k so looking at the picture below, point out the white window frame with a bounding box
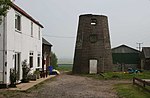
[29,51,34,68]
[31,22,33,37]
[37,53,41,67]
[15,13,22,32]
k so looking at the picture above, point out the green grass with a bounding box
[82,71,150,80]
[57,64,73,72]
[115,83,150,98]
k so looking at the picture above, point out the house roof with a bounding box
[112,44,140,53]
[142,47,150,58]
[10,3,44,28]
[42,38,52,46]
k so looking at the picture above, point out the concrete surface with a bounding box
[8,75,56,91]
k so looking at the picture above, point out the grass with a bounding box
[82,71,150,80]
[115,83,150,98]
[57,64,73,72]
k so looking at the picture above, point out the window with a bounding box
[37,54,40,67]
[15,14,21,31]
[38,27,40,40]
[29,52,33,68]
[91,18,97,26]
[31,22,33,37]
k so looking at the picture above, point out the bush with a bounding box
[21,60,30,83]
[51,52,58,69]
[9,68,16,87]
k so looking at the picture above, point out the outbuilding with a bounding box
[141,47,150,70]
[112,45,140,71]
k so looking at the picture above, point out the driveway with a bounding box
[0,73,130,98]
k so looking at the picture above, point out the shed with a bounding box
[141,47,150,70]
[112,45,140,71]
[42,38,52,77]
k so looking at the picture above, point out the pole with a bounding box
[136,42,143,51]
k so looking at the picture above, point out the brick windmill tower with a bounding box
[73,14,113,74]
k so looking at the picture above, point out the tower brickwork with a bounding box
[73,14,113,74]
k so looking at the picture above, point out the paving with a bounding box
[8,75,56,91]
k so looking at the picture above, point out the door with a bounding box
[14,53,21,82]
[89,60,97,74]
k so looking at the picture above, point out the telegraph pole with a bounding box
[136,42,143,51]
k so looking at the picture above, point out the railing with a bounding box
[133,77,150,93]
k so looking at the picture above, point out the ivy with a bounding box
[0,0,11,16]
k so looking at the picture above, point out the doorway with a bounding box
[89,60,97,74]
[14,52,21,82]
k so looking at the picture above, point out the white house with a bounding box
[0,3,43,86]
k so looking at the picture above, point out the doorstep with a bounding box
[8,75,56,91]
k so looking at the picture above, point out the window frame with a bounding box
[29,51,34,68]
[37,53,41,67]
[91,18,97,26]
[15,13,22,32]
[31,22,33,37]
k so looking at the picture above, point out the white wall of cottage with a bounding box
[0,7,42,84]
[0,16,4,83]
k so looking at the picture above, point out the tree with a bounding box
[0,0,11,16]
[50,52,58,69]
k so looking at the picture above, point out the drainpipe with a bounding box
[3,16,6,84]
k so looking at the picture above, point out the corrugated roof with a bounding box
[142,47,150,58]
[10,3,44,28]
[42,38,52,46]
[112,44,140,53]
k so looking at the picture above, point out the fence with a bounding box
[133,77,150,93]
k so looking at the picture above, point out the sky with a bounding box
[14,0,150,59]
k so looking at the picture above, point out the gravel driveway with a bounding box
[0,73,130,98]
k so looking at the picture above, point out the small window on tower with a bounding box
[91,18,97,26]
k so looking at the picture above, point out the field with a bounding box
[57,64,73,72]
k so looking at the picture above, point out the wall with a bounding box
[73,14,113,74]
[4,7,42,84]
[0,16,4,83]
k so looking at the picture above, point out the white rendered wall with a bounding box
[5,8,42,84]
[0,16,4,83]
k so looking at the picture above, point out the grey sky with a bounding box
[15,0,150,59]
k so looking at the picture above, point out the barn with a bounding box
[112,45,140,71]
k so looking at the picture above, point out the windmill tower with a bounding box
[73,14,113,74]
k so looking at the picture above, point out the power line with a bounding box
[43,34,75,39]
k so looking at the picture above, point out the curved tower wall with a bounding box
[73,14,113,74]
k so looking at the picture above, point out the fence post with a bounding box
[133,77,135,85]
[143,80,145,87]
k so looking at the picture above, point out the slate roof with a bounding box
[42,38,52,46]
[142,47,150,58]
[11,3,44,28]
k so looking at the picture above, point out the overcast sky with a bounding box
[14,0,150,59]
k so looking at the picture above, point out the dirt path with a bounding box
[0,73,130,98]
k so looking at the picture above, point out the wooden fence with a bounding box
[133,77,150,93]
